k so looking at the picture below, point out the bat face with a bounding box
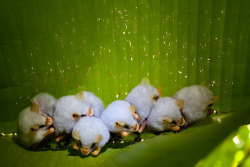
[53,94,92,135]
[147,97,185,132]
[17,104,54,148]
[101,100,139,134]
[31,93,57,118]
[72,117,110,156]
[114,120,139,133]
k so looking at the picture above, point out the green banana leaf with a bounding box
[0,0,250,166]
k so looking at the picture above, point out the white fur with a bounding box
[53,95,91,135]
[101,100,138,133]
[125,84,159,124]
[32,93,57,117]
[147,97,183,132]
[73,117,110,149]
[17,107,48,147]
[82,91,104,118]
[173,85,214,125]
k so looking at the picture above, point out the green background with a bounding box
[0,0,250,166]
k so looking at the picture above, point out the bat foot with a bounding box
[72,141,79,150]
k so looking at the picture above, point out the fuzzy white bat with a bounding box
[125,77,161,133]
[147,97,185,132]
[72,116,110,156]
[53,92,93,142]
[173,85,218,125]
[17,103,54,148]
[31,93,57,118]
[81,91,104,118]
[101,100,139,137]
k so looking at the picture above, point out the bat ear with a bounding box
[207,95,219,106]
[88,107,94,116]
[132,123,139,132]
[72,130,80,140]
[128,105,136,114]
[115,121,125,127]
[200,81,210,88]
[177,117,185,126]
[95,134,103,143]
[162,117,172,123]
[213,95,219,102]
[30,99,35,104]
[75,92,84,101]
[30,103,39,113]
[157,86,162,97]
[141,77,150,85]
[72,113,81,120]
[176,99,184,110]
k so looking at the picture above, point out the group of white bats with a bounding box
[17,77,218,156]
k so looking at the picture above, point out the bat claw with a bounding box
[43,127,55,137]
[72,141,79,150]
[138,120,147,133]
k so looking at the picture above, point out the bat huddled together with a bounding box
[17,78,218,156]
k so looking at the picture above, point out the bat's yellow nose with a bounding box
[81,148,90,155]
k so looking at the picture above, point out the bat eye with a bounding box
[171,121,177,125]
[30,128,37,132]
[152,95,159,101]
[72,113,81,120]
[39,125,46,128]
[91,143,95,149]
[124,125,129,129]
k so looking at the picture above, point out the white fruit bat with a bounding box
[147,97,185,132]
[53,92,93,142]
[72,116,110,156]
[173,85,218,125]
[17,103,54,148]
[101,100,139,137]
[125,77,161,133]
